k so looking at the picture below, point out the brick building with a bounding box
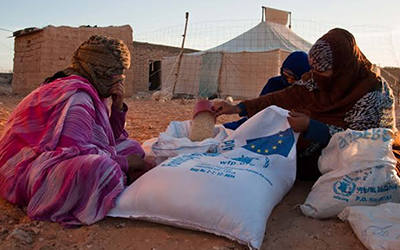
[131,42,197,94]
[12,25,197,96]
[381,67,400,128]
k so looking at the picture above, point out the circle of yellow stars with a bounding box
[250,134,284,154]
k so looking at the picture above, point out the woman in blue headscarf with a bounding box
[223,51,310,130]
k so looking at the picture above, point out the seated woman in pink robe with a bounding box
[0,35,154,227]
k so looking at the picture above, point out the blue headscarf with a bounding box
[280,51,311,81]
[260,51,310,96]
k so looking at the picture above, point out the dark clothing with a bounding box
[303,119,331,144]
[259,76,291,96]
[223,117,248,130]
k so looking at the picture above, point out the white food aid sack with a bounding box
[339,203,400,250]
[301,128,400,219]
[109,106,299,249]
[142,121,229,163]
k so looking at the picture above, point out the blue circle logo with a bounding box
[333,180,356,196]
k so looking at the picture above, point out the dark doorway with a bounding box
[149,60,161,91]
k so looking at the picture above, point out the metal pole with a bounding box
[172,12,189,95]
[261,6,266,22]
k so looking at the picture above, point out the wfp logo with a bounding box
[333,180,356,196]
[220,140,235,151]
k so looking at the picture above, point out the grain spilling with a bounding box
[189,112,216,141]
[189,100,216,141]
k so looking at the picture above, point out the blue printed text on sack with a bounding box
[356,183,398,194]
[338,129,392,150]
[162,153,217,167]
[355,195,393,203]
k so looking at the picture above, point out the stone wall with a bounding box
[131,42,197,94]
[13,25,135,95]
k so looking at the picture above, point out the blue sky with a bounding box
[1,0,400,71]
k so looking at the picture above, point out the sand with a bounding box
[0,94,366,250]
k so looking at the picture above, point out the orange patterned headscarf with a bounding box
[65,35,131,98]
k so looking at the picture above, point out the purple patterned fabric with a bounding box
[0,75,144,227]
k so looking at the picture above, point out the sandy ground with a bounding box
[0,93,366,250]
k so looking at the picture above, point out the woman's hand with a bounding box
[144,157,157,169]
[126,154,157,184]
[287,111,310,133]
[126,154,145,171]
[213,101,241,117]
[110,76,125,110]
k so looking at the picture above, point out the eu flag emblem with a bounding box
[242,128,295,157]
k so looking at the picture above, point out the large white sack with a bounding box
[301,128,400,219]
[108,106,299,249]
[339,203,400,250]
[142,120,229,163]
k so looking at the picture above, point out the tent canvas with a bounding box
[162,9,312,99]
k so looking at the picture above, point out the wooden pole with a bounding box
[172,12,189,95]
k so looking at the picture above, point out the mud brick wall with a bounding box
[12,25,135,96]
[131,42,197,94]
[0,73,12,85]
[380,68,400,129]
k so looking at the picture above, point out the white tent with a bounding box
[162,8,312,98]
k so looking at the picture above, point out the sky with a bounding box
[1,0,400,71]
